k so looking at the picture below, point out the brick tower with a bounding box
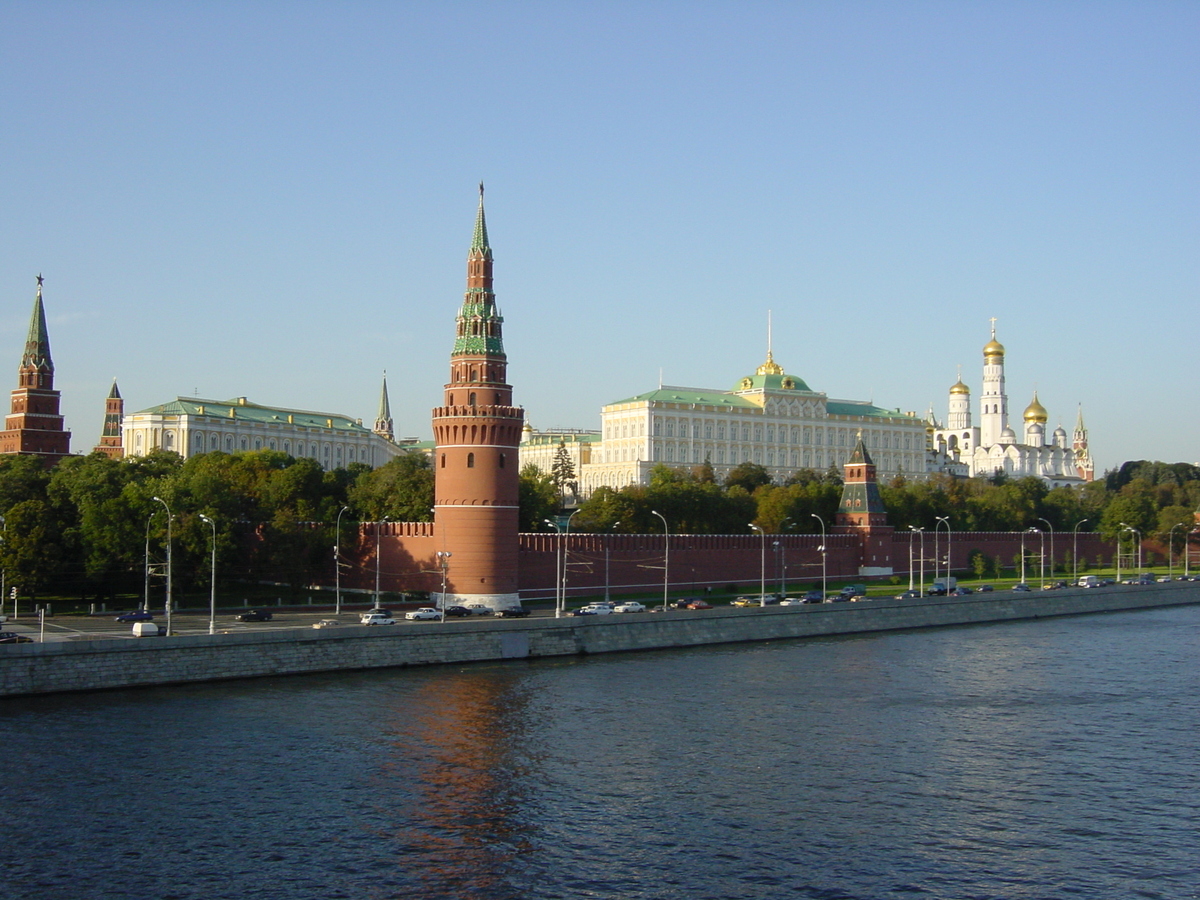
[93,379,124,458]
[431,185,525,610]
[0,276,72,463]
[833,432,893,572]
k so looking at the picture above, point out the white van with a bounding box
[1078,575,1100,589]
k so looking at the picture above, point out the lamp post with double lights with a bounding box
[374,517,391,608]
[812,513,827,602]
[749,524,766,606]
[935,516,950,592]
[198,514,217,635]
[436,551,452,621]
[909,526,925,596]
[1037,518,1055,584]
[335,505,350,615]
[151,496,173,634]
[651,510,670,612]
[1072,518,1088,584]
[1031,526,1045,589]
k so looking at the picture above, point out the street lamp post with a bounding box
[1020,528,1031,585]
[604,521,621,603]
[935,516,950,591]
[151,496,173,634]
[812,513,827,602]
[436,551,452,621]
[335,506,350,615]
[651,510,670,612]
[374,517,391,607]
[1169,523,1184,580]
[198,514,217,635]
[563,509,581,613]
[749,523,766,606]
[0,514,6,620]
[1035,528,1045,589]
[1037,518,1055,584]
[1072,518,1088,584]
[910,526,925,596]
[544,519,563,616]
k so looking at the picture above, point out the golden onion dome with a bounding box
[949,378,970,396]
[1023,392,1048,423]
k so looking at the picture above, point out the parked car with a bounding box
[613,601,646,613]
[685,599,712,610]
[0,631,33,643]
[405,608,441,621]
[115,610,154,623]
[237,609,273,622]
[1012,583,1032,592]
[494,606,530,618]
[442,606,472,617]
[312,619,340,629]
[361,612,397,625]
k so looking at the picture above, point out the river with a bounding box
[1,605,1197,899]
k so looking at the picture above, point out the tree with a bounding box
[519,464,559,531]
[349,452,434,522]
[550,441,578,505]
[725,462,771,493]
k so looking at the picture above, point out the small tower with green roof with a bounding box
[834,432,894,573]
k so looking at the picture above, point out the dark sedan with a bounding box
[115,610,154,623]
[0,631,33,644]
[237,609,273,622]
[494,607,530,617]
[442,606,473,618]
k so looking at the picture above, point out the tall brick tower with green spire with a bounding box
[430,185,525,610]
[0,276,72,463]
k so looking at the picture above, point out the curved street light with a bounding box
[812,513,827,603]
[651,510,669,612]
[198,514,217,635]
[749,523,766,606]
[1072,518,1088,584]
[935,516,950,592]
[335,506,351,615]
[151,496,173,634]
[1037,517,1055,585]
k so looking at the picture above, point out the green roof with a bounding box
[826,400,920,420]
[606,388,760,409]
[522,431,602,446]
[130,397,371,432]
[731,372,813,392]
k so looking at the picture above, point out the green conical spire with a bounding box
[23,274,53,372]
[471,182,491,258]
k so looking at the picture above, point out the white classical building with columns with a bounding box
[930,324,1093,486]
[522,352,929,497]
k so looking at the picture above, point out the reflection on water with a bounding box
[1,606,1198,899]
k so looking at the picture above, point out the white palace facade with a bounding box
[523,352,929,496]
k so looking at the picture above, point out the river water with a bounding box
[2,605,1198,900]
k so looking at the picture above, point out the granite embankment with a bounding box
[3,582,1197,697]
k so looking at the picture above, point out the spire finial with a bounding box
[989,316,997,338]
[767,310,773,356]
[471,184,490,253]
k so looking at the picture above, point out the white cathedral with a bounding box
[930,322,1093,487]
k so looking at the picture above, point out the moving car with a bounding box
[114,610,154,623]
[312,619,340,629]
[405,608,441,621]
[465,604,493,615]
[894,590,921,600]
[237,609,273,622]
[574,604,611,616]
[442,606,472,617]
[803,590,825,603]
[731,597,759,607]
[778,598,806,606]
[0,631,33,644]
[612,601,646,613]
[685,599,712,610]
[494,606,530,618]
[361,612,397,625]
[1011,583,1032,592]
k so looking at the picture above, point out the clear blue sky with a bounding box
[2,1,1196,474]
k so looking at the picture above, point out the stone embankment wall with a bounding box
[2,582,1196,697]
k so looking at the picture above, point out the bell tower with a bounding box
[430,185,525,610]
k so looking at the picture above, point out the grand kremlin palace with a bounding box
[522,351,929,497]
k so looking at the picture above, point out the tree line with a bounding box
[1,449,1195,601]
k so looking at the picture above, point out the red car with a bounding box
[686,599,712,610]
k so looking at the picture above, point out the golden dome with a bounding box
[949,378,970,395]
[756,350,784,376]
[1023,392,1048,423]
[983,338,1005,359]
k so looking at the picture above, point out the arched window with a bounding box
[467,452,475,468]
[469,392,476,406]
[499,453,506,468]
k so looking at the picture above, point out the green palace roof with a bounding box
[731,372,814,393]
[605,388,760,409]
[826,400,920,420]
[131,397,371,432]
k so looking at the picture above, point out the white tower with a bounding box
[947,369,971,431]
[979,320,1008,448]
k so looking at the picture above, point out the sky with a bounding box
[1,1,1196,474]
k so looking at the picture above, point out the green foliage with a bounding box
[550,441,578,504]
[724,462,771,493]
[348,452,434,522]
[519,463,559,532]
